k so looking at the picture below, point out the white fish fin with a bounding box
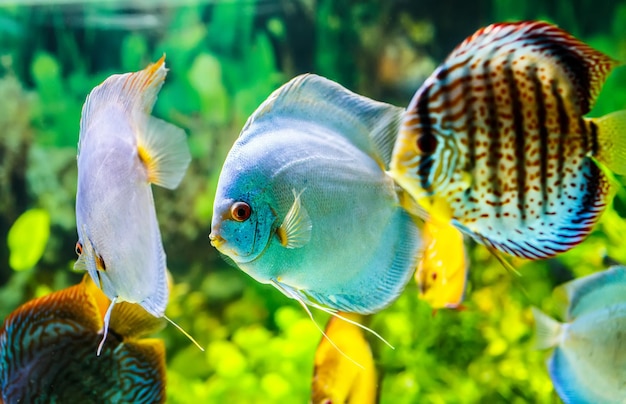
[591,110,626,175]
[271,280,394,350]
[277,189,312,249]
[137,116,191,189]
[270,280,364,369]
[163,315,205,352]
[97,296,117,356]
[531,307,562,350]
[80,56,167,134]
[244,74,403,168]
[557,265,626,320]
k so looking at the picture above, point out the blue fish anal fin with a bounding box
[549,348,608,404]
[97,296,117,356]
[559,265,626,320]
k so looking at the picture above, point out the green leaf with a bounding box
[7,209,50,271]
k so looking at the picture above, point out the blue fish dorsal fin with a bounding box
[244,74,404,169]
[556,265,626,320]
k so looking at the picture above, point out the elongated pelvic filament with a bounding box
[270,280,394,369]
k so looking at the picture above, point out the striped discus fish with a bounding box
[390,20,626,259]
[0,276,166,403]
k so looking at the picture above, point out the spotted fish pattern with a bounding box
[390,21,626,259]
[0,277,166,403]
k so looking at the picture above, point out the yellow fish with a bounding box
[416,218,468,310]
[311,312,378,404]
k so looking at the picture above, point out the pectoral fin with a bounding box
[137,116,191,189]
[277,189,312,249]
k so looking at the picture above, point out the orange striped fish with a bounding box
[0,276,166,403]
[390,21,626,259]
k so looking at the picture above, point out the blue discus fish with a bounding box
[0,276,166,403]
[210,74,421,316]
[75,56,192,354]
[389,21,626,259]
[533,266,626,403]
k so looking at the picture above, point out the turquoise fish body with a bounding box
[210,74,421,314]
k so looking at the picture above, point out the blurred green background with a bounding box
[1,0,626,402]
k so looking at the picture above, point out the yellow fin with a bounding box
[417,195,453,224]
[592,110,626,175]
[311,313,377,404]
[416,219,468,310]
[277,189,312,248]
[137,116,191,189]
[108,302,166,340]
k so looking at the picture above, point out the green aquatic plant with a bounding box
[1,1,626,403]
[7,208,50,272]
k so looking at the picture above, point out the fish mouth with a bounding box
[208,232,225,249]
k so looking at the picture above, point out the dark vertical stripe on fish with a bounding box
[462,66,477,201]
[552,79,569,198]
[527,36,593,114]
[417,84,434,191]
[462,65,477,174]
[505,59,527,222]
[484,57,503,217]
[531,67,549,213]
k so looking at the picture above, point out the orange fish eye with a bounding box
[416,133,438,154]
[230,202,252,222]
[75,241,83,256]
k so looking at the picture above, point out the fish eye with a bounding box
[230,202,252,222]
[416,132,438,154]
[75,241,83,256]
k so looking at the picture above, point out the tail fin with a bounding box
[531,307,563,350]
[591,110,626,175]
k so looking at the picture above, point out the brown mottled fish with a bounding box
[0,276,166,403]
[390,21,626,259]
